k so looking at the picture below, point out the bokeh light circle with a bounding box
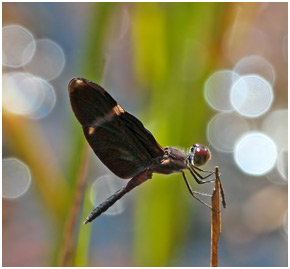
[3,72,56,119]
[204,70,239,111]
[24,39,65,80]
[3,72,43,116]
[233,55,275,85]
[231,75,274,118]
[234,132,277,175]
[3,25,36,68]
[207,112,249,152]
[90,175,126,215]
[262,109,288,150]
[3,158,32,199]
[28,77,57,119]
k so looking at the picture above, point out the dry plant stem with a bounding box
[210,166,222,267]
[58,144,89,266]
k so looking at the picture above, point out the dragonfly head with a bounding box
[188,143,211,167]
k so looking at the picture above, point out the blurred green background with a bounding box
[3,2,287,266]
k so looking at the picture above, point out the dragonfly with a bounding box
[68,78,226,224]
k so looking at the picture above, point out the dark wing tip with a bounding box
[68,77,106,96]
[68,77,117,127]
[68,77,88,94]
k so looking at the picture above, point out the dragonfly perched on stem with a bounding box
[68,78,226,224]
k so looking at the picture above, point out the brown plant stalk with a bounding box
[210,166,223,267]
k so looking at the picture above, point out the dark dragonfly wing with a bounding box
[68,78,164,179]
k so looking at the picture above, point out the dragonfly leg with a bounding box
[181,171,213,209]
[191,165,215,174]
[188,164,215,184]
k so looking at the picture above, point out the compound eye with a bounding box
[193,144,211,166]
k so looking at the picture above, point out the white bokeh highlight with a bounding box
[231,75,274,118]
[204,70,240,111]
[3,72,43,116]
[3,72,56,119]
[234,132,277,176]
[24,39,65,81]
[262,109,288,150]
[28,77,57,119]
[3,25,36,68]
[207,112,249,152]
[234,55,275,85]
[3,158,32,199]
